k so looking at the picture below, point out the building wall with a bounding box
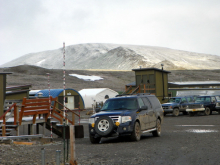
[0,75,6,116]
[130,69,169,103]
[6,92,29,100]
[57,89,84,109]
[155,71,169,103]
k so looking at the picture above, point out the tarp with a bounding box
[79,88,118,109]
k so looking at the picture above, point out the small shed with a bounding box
[79,88,118,109]
[35,88,85,110]
[126,68,170,103]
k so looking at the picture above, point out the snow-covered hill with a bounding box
[1,43,220,70]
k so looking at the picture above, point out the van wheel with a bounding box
[152,119,161,137]
[173,108,179,116]
[130,122,141,141]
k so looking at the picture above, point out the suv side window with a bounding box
[142,97,152,109]
[148,96,161,109]
[211,96,216,103]
[137,98,145,108]
[181,98,187,103]
[205,97,211,102]
[187,97,193,102]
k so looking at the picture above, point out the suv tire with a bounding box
[173,108,179,116]
[152,119,161,137]
[89,135,101,144]
[204,107,211,116]
[94,116,114,136]
[130,121,141,141]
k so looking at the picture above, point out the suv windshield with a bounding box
[101,98,138,111]
[168,98,181,103]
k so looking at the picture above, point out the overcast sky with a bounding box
[1,0,220,66]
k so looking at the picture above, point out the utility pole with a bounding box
[161,64,165,101]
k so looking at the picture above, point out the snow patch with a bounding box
[69,74,103,81]
[36,59,46,66]
[182,58,188,63]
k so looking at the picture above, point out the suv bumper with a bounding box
[186,108,205,112]
[163,108,174,113]
[89,124,133,137]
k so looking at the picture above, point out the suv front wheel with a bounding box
[130,121,141,141]
[203,107,211,116]
[173,108,180,117]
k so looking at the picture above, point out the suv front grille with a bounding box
[188,104,201,109]
[162,106,169,110]
[95,116,120,123]
[109,116,120,123]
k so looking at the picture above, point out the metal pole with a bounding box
[161,64,165,100]
[41,148,45,165]
[47,73,53,141]
[63,42,66,163]
[56,150,61,165]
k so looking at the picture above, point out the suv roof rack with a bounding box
[115,94,131,97]
[115,93,151,97]
[136,93,151,96]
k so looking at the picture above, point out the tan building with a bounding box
[125,68,170,103]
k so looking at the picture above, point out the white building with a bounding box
[79,88,118,109]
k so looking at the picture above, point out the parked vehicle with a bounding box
[186,95,218,116]
[214,95,220,112]
[88,93,164,144]
[162,96,195,116]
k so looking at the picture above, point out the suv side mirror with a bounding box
[139,105,148,111]
[95,108,101,113]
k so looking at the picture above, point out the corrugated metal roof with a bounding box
[35,88,81,98]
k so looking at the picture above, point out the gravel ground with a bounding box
[1,112,220,165]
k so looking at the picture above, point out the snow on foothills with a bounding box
[69,74,103,81]
[36,59,46,66]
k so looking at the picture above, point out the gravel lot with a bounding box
[1,112,220,165]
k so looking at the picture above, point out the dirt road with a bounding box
[1,113,220,165]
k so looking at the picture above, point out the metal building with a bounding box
[35,88,85,110]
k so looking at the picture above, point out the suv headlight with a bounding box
[122,116,132,123]
[89,118,95,124]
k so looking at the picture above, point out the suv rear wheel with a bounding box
[152,119,161,137]
[130,121,141,141]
